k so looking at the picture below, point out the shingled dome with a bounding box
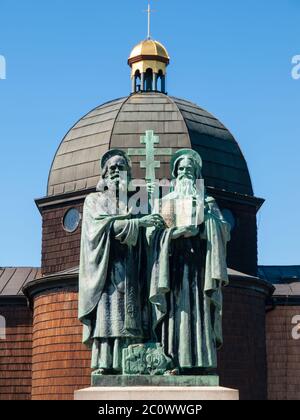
[47,92,253,196]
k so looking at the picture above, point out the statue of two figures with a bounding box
[78,145,230,378]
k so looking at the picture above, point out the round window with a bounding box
[63,208,81,233]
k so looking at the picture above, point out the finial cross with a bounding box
[145,1,155,40]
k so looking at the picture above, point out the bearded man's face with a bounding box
[174,157,197,197]
[104,156,129,190]
[177,157,195,181]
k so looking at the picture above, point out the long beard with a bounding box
[97,176,127,193]
[96,177,128,215]
[174,177,198,197]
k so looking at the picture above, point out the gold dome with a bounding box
[128,39,170,64]
[128,39,170,93]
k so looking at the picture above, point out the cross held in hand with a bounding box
[128,130,172,184]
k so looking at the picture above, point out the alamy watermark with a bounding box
[291,55,300,80]
[0,315,6,340]
[0,55,6,80]
[291,315,300,340]
[97,171,205,221]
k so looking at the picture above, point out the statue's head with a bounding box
[171,149,202,181]
[171,149,203,197]
[97,149,132,191]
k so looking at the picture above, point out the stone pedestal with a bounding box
[75,386,239,400]
[74,376,239,400]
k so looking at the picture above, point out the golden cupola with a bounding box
[128,39,170,93]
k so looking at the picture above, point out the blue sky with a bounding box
[0,0,299,267]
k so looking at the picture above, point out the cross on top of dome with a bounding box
[145,0,154,40]
[128,1,170,94]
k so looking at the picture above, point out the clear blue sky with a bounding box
[0,0,299,267]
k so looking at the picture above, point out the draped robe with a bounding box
[79,192,149,370]
[149,195,230,370]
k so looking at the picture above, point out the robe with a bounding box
[78,192,149,371]
[149,195,230,370]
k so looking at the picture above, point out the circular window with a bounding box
[63,208,81,233]
[222,209,236,230]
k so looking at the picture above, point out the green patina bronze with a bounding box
[128,130,172,184]
[148,149,230,372]
[92,374,219,387]
[79,139,230,383]
[78,150,161,374]
[122,343,173,375]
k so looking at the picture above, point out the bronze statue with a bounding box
[79,145,230,376]
[149,149,230,373]
[78,149,164,374]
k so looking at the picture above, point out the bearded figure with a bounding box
[149,149,230,373]
[79,149,164,374]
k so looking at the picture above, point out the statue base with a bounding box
[74,385,239,401]
[75,375,239,400]
[92,374,219,387]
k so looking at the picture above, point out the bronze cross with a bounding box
[128,130,172,184]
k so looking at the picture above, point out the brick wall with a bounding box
[31,289,90,400]
[41,202,83,276]
[266,305,300,400]
[218,285,268,400]
[0,304,32,400]
[218,200,258,276]
[29,281,269,400]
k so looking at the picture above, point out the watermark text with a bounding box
[0,55,6,80]
[0,315,6,340]
[292,315,300,340]
[292,55,300,80]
